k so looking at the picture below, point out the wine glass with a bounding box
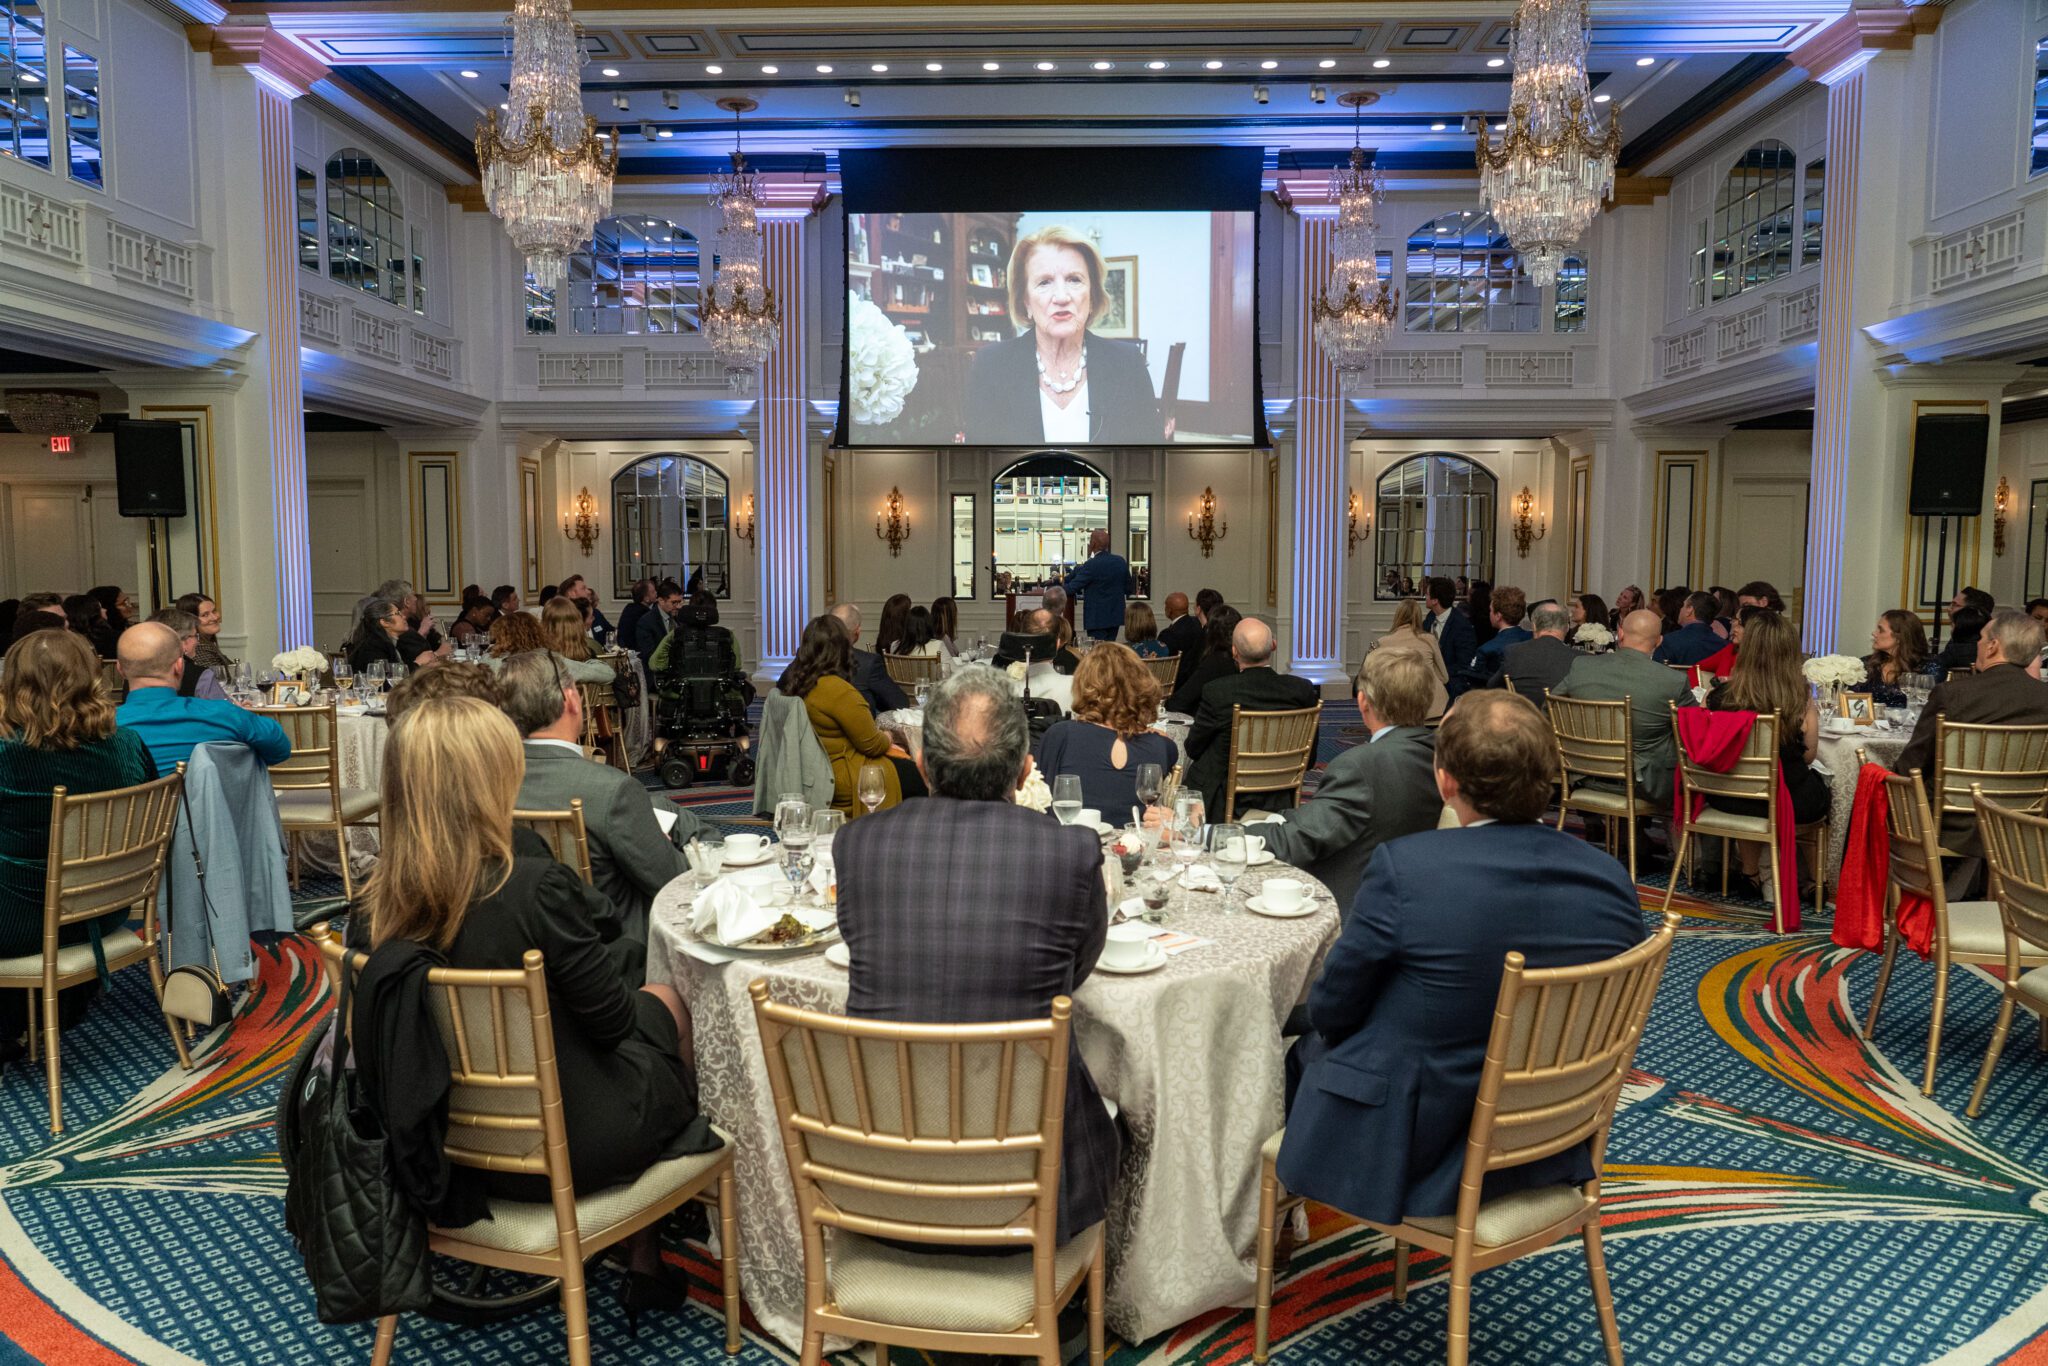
[1210,823,1247,911]
[1133,763,1163,824]
[232,660,254,695]
[1051,774,1084,825]
[810,808,845,860]
[775,797,814,892]
[857,763,888,817]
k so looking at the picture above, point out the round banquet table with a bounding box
[1817,724,1909,873]
[297,709,389,878]
[646,854,1341,1349]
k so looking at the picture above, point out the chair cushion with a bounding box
[275,788,380,825]
[1407,1185,1590,1247]
[1683,809,1773,837]
[2018,967,2048,1009]
[1565,787,1655,817]
[1945,901,2048,960]
[0,928,146,983]
[829,1223,1101,1333]
[433,1138,730,1256]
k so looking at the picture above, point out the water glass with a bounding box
[1171,792,1205,882]
[810,808,845,864]
[1210,823,1247,911]
[1051,774,1085,825]
[914,680,931,710]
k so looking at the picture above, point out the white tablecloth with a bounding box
[646,855,1340,1348]
[1818,726,1908,872]
[298,711,387,879]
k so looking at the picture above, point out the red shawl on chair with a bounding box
[1673,707,1801,929]
[1689,644,1737,687]
[1832,763,1934,957]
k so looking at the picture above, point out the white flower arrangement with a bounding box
[1803,654,1867,692]
[272,646,328,676]
[1006,660,1029,682]
[1573,622,1614,652]
[1014,767,1052,813]
[847,291,919,425]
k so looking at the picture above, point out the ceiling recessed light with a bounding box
[1431,122,1446,131]
[816,63,834,73]
[761,64,779,74]
[983,61,1001,71]
[657,128,673,138]
[1592,92,1611,103]
[1147,59,1168,70]
[1259,59,1278,70]
[1635,56,1656,67]
[499,102,509,110]
[871,62,888,72]
[1372,58,1390,69]
[1318,59,1336,69]
[459,69,480,79]
[1494,121,1507,130]
[705,64,723,74]
[1204,59,1224,70]
[1092,60,1113,70]
[926,61,943,71]
[601,67,620,77]
[1036,61,1056,71]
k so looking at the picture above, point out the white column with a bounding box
[1290,211,1346,685]
[756,212,811,673]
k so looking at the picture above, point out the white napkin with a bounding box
[807,855,835,899]
[1178,864,1222,892]
[689,878,834,946]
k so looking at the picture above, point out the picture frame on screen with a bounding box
[1097,256,1138,339]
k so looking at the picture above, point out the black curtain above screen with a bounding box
[838,146,1265,212]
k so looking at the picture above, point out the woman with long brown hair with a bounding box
[1704,610,1828,895]
[1038,643,1178,815]
[1865,609,1929,698]
[929,595,960,655]
[781,614,901,816]
[872,593,913,658]
[1366,598,1449,721]
[361,696,716,1312]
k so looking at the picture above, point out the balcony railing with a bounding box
[1653,282,1819,382]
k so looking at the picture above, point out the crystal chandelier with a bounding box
[5,389,99,443]
[1311,91,1398,383]
[701,96,782,393]
[473,0,616,290]
[1476,0,1620,287]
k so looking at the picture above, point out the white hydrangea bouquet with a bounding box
[1014,763,1051,813]
[1803,654,1867,693]
[1574,622,1614,653]
[272,646,328,677]
[847,291,918,425]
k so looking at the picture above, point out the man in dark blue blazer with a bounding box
[1277,691,1645,1228]
[1061,529,1133,641]
[1422,576,1478,697]
[1653,592,1727,666]
[835,664,1118,1243]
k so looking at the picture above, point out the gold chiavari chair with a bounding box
[1221,704,1323,821]
[882,653,944,688]
[1139,654,1182,692]
[256,703,380,902]
[750,980,1105,1366]
[578,681,628,771]
[1254,913,1679,1366]
[1964,792,2048,1117]
[512,799,594,884]
[1661,704,1829,932]
[0,771,189,1133]
[1548,693,1657,883]
[1928,720,2048,855]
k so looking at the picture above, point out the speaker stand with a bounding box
[1930,515,1949,651]
[145,517,163,616]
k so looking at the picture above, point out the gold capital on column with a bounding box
[187,21,328,100]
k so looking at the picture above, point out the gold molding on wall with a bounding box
[821,450,840,606]
[519,456,542,595]
[1568,450,1593,597]
[1652,450,1710,591]
[406,451,463,609]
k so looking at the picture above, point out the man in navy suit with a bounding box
[1061,529,1133,642]
[1277,691,1645,1227]
[1423,576,1478,696]
[1653,592,1726,666]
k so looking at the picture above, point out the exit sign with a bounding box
[47,435,71,454]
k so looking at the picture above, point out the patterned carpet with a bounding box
[4,741,2048,1362]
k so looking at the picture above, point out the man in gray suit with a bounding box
[498,650,710,942]
[1488,601,1579,704]
[1255,649,1442,912]
[1549,608,1695,804]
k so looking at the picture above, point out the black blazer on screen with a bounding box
[963,330,1164,445]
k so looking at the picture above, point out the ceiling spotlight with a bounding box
[762,64,779,74]
[871,62,888,72]
[1309,84,1326,103]
[1092,60,1114,71]
[661,89,679,109]
[844,87,861,106]
[1372,58,1390,69]
[1431,121,1447,131]
[983,61,1001,71]
[926,61,944,71]
[1461,114,1483,134]
[640,122,655,139]
[1636,56,1656,67]
[1147,60,1168,70]
[1592,92,1611,103]
[816,63,834,73]
[1252,83,1269,103]
[657,128,673,139]
[459,69,480,79]
[601,67,620,77]
[610,92,629,110]
[1319,58,1337,69]
[1036,61,1057,71]
[1260,59,1278,70]
[1494,121,1507,130]
[498,101,509,110]
[1205,59,1224,70]
[705,64,723,75]
[1486,57,1505,67]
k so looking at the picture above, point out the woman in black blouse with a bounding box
[1166,605,1242,715]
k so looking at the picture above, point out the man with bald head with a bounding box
[1550,607,1695,804]
[1184,617,1322,815]
[1060,527,1133,642]
[114,622,292,773]
[1158,589,1203,665]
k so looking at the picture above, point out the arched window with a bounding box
[1403,212,1538,333]
[525,216,701,336]
[1701,140,1797,305]
[990,454,1109,598]
[611,454,730,599]
[1373,454,1497,599]
[325,148,411,308]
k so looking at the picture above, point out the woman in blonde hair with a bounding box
[1037,643,1178,815]
[964,225,1166,445]
[1703,610,1828,896]
[361,696,716,1310]
[1366,598,1449,721]
[489,602,611,683]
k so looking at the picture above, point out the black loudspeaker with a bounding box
[114,420,187,518]
[1908,412,1992,516]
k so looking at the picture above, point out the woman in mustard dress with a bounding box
[780,615,901,817]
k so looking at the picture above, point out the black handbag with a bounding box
[282,970,433,1325]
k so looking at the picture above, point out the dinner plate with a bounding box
[1246,894,1317,919]
[707,922,841,956]
[1094,942,1167,975]
[824,942,850,969]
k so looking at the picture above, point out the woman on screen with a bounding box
[965,226,1166,446]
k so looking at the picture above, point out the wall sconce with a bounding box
[735,491,757,551]
[876,485,911,557]
[562,485,600,557]
[1347,487,1370,557]
[1187,486,1228,558]
[1994,475,2012,556]
[1512,485,1547,559]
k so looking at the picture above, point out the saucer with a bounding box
[1246,894,1317,919]
[824,942,850,969]
[1246,850,1277,866]
[1095,942,1168,975]
[718,845,777,868]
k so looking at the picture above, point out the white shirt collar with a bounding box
[526,737,585,755]
[1370,724,1396,742]
[1464,817,1497,828]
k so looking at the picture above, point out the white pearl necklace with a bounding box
[1037,343,1087,395]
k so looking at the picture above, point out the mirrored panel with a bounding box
[1373,453,1497,599]
[59,45,94,186]
[527,215,700,335]
[1126,492,1152,599]
[611,454,730,598]
[1403,211,1537,333]
[0,3,50,170]
[2034,38,2048,176]
[326,148,407,303]
[951,492,975,599]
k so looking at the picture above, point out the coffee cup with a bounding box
[723,833,768,861]
[1245,834,1266,859]
[1262,877,1308,911]
[1078,807,1102,830]
[1102,921,1154,969]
